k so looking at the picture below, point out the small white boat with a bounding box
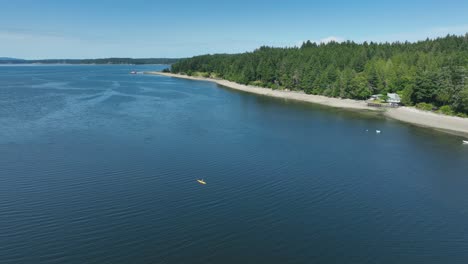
[376,130,381,134]
[463,140,468,144]
[130,71,137,74]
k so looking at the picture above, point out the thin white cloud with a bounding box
[293,36,346,47]
[359,24,468,43]
[319,36,345,43]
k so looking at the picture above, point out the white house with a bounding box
[387,93,401,106]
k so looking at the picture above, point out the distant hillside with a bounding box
[0,57,25,62]
[0,57,22,60]
[79,58,180,65]
[0,58,180,65]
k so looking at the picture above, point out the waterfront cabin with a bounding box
[387,93,401,107]
[370,94,383,101]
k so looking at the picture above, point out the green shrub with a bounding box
[438,105,455,115]
[415,102,434,111]
[250,80,263,87]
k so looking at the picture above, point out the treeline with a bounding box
[171,34,468,115]
[0,58,179,65]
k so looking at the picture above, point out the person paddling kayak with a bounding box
[197,179,206,185]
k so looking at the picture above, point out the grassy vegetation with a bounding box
[415,103,468,117]
[415,102,435,111]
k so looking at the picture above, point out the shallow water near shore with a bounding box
[1,65,468,264]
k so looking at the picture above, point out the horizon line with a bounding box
[3,33,466,60]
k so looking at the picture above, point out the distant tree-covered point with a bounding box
[79,58,180,65]
[171,34,468,115]
[0,58,180,65]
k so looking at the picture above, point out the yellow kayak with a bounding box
[197,179,206,185]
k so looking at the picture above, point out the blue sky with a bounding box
[1,0,467,59]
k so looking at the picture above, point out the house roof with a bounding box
[387,93,401,102]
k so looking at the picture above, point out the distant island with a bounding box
[168,34,468,117]
[0,57,180,65]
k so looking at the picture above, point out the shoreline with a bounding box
[145,71,468,137]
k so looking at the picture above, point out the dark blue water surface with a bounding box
[1,65,468,264]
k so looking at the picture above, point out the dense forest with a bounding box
[171,34,468,115]
[0,58,179,65]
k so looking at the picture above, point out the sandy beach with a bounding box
[146,71,468,136]
[385,107,468,135]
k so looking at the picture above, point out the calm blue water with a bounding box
[1,65,468,264]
